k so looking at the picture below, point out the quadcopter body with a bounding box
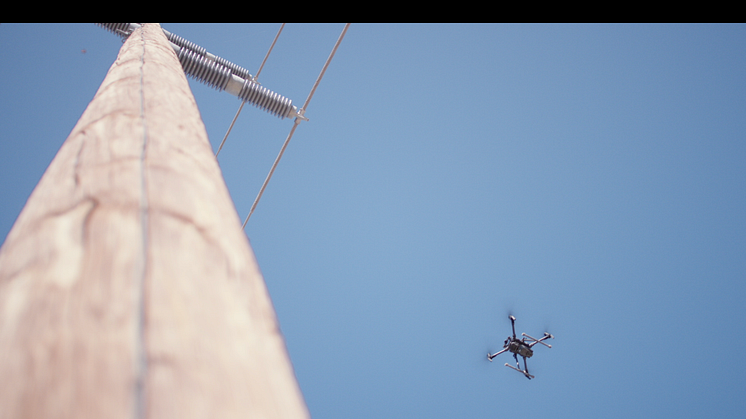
[505,336,534,359]
[487,315,553,379]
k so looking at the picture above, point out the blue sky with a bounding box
[2,23,746,418]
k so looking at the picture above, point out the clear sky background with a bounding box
[2,23,746,418]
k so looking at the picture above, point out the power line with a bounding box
[97,23,352,231]
[243,23,351,228]
[216,23,286,158]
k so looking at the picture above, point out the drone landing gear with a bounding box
[504,363,534,379]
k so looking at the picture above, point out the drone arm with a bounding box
[488,347,509,360]
[522,333,553,348]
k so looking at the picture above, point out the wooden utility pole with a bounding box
[0,24,309,419]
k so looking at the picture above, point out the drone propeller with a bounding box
[483,336,499,363]
[505,307,515,324]
[484,346,494,363]
[508,314,517,338]
[540,326,555,345]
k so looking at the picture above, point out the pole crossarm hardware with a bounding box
[97,23,304,120]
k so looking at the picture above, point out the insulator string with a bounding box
[97,23,296,119]
[97,23,351,229]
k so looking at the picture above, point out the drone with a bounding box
[487,315,553,379]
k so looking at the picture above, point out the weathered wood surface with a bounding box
[0,23,309,419]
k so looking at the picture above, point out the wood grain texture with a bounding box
[0,23,309,419]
